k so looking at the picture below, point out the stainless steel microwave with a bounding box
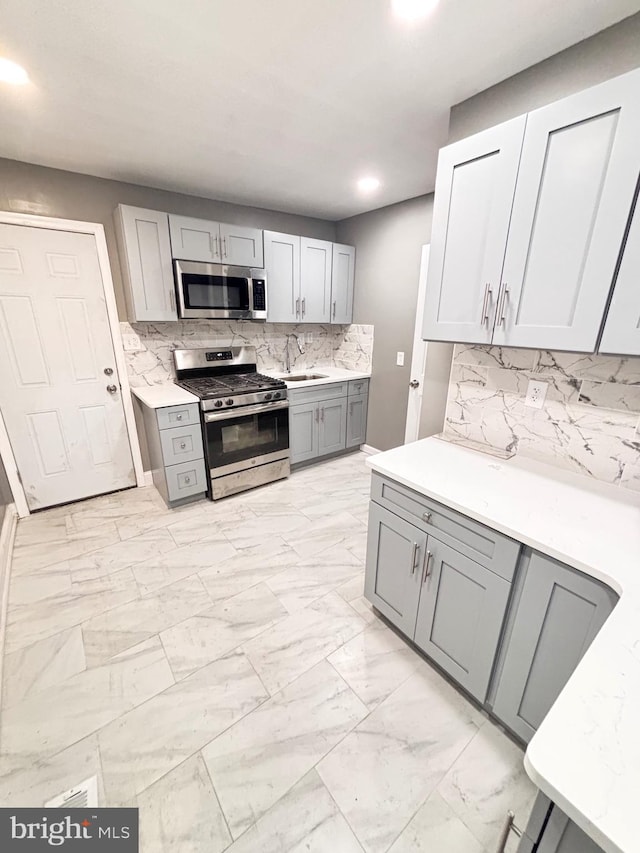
[174,260,267,320]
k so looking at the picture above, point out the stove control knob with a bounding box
[225,398,234,406]
[264,393,272,401]
[214,400,223,408]
[272,391,281,400]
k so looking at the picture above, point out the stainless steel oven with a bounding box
[174,260,267,320]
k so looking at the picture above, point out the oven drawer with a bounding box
[160,423,204,466]
[166,458,207,502]
[157,403,200,430]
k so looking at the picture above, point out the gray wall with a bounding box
[336,195,433,451]
[0,455,13,528]
[449,13,640,142]
[0,158,336,320]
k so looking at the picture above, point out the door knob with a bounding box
[104,367,114,376]
[409,380,420,388]
[106,384,118,394]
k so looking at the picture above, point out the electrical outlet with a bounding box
[305,332,313,344]
[525,379,548,409]
[122,333,142,352]
[396,351,405,366]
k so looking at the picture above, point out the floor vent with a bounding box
[45,775,98,808]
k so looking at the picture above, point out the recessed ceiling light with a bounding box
[357,176,381,193]
[392,0,440,21]
[0,58,29,85]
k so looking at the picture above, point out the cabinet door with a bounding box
[300,237,332,323]
[168,214,222,262]
[289,402,318,464]
[219,223,264,267]
[331,243,355,324]
[494,69,640,351]
[414,538,511,703]
[599,189,640,355]
[264,231,300,323]
[115,206,177,322]
[318,396,347,456]
[364,503,426,635]
[492,552,617,743]
[422,116,526,344]
[346,393,368,448]
[536,806,604,853]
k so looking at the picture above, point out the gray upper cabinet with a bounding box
[301,237,332,323]
[331,243,355,325]
[599,189,640,355]
[365,502,426,636]
[169,215,263,267]
[492,551,617,744]
[114,205,177,322]
[414,537,511,703]
[422,116,526,344]
[494,69,640,351]
[317,396,347,456]
[264,231,300,323]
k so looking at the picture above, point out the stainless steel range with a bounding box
[173,347,289,500]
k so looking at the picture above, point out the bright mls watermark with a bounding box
[0,809,138,850]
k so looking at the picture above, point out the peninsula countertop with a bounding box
[367,437,640,853]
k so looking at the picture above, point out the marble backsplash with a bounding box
[120,321,373,387]
[444,345,640,492]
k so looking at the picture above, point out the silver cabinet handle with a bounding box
[481,282,492,325]
[212,234,217,257]
[422,511,431,523]
[176,413,183,421]
[222,236,227,258]
[301,297,306,318]
[315,407,319,423]
[169,289,176,312]
[349,402,353,416]
[410,542,419,574]
[320,406,324,423]
[497,283,510,326]
[179,442,186,449]
[106,384,118,394]
[332,300,336,320]
[295,297,300,319]
[422,550,432,584]
[495,811,522,853]
[184,476,191,484]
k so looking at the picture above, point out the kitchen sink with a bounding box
[284,373,328,381]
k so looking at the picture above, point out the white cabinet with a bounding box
[422,117,526,344]
[114,205,177,322]
[599,192,640,355]
[169,215,263,267]
[494,70,640,351]
[264,231,300,323]
[331,244,356,324]
[301,237,332,323]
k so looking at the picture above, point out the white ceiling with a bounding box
[1,0,639,220]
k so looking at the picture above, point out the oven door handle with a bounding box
[204,400,289,422]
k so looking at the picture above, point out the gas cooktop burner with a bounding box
[178,372,286,399]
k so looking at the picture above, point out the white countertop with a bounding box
[131,383,199,409]
[265,366,371,389]
[367,437,640,853]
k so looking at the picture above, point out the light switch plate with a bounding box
[396,351,405,366]
[525,379,548,409]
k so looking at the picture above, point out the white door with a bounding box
[493,68,640,350]
[264,231,301,323]
[168,214,222,262]
[219,223,264,267]
[300,237,332,323]
[599,192,640,355]
[422,116,526,344]
[331,243,355,324]
[405,246,430,443]
[0,224,136,510]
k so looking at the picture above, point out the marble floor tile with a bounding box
[137,754,231,853]
[8,567,71,608]
[82,575,212,666]
[317,666,483,853]
[388,790,484,853]
[349,594,378,624]
[265,545,363,613]
[68,528,177,584]
[225,769,364,853]
[0,637,173,761]
[284,511,366,560]
[10,520,121,575]
[132,539,237,595]
[437,720,537,850]
[202,660,368,838]
[335,573,365,603]
[220,506,309,551]
[66,490,162,532]
[240,591,366,694]
[166,501,256,547]
[197,538,298,603]
[99,650,268,805]
[2,626,86,709]
[328,621,425,710]
[160,582,288,679]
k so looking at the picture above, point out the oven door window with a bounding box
[206,407,289,471]
[182,272,250,311]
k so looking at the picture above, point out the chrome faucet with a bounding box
[284,333,305,373]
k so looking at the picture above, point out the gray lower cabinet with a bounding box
[289,401,318,464]
[317,397,347,455]
[414,537,512,703]
[138,401,207,507]
[346,393,368,447]
[492,551,617,743]
[517,794,605,853]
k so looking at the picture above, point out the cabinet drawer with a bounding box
[371,473,520,581]
[287,382,349,405]
[156,403,200,430]
[159,423,204,466]
[166,458,207,502]
[348,378,369,397]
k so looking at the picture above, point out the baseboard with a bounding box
[143,470,153,487]
[0,503,18,711]
[361,444,381,455]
